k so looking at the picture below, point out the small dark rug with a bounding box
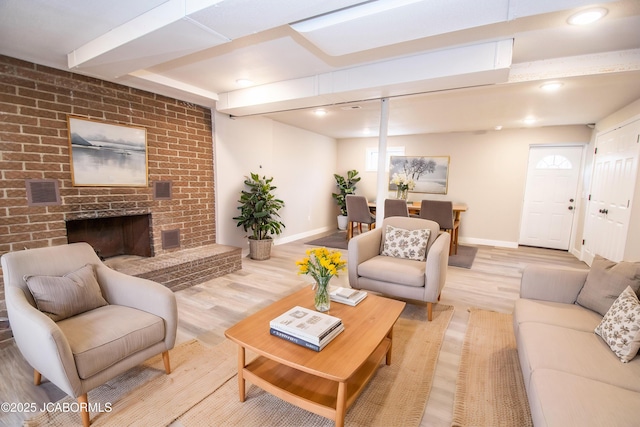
[448,245,478,269]
[306,231,349,250]
[306,232,478,269]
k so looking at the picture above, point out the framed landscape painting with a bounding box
[389,156,450,194]
[67,116,148,187]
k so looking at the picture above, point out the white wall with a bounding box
[337,126,593,247]
[214,112,338,250]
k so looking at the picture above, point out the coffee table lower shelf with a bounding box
[240,337,391,426]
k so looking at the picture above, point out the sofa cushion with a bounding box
[576,256,640,317]
[518,322,640,393]
[24,264,108,321]
[528,369,640,427]
[513,298,602,334]
[380,224,430,261]
[595,286,640,363]
[358,255,425,287]
[56,305,165,379]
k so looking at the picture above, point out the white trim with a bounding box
[459,237,518,249]
[274,226,336,246]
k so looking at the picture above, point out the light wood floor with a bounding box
[0,233,587,427]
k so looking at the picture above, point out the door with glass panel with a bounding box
[519,145,584,250]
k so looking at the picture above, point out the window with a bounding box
[366,147,405,171]
[536,155,572,169]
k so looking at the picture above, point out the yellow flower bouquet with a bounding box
[296,247,346,311]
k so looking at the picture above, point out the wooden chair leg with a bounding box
[77,394,90,427]
[33,369,41,386]
[347,221,353,240]
[162,350,171,374]
[427,302,433,321]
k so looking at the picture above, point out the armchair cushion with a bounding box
[25,264,108,321]
[57,305,165,379]
[358,255,425,287]
[576,256,640,316]
[381,225,430,261]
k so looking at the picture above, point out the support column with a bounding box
[376,98,390,226]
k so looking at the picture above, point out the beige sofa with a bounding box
[513,263,640,426]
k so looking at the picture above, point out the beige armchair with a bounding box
[1,242,178,426]
[347,217,450,320]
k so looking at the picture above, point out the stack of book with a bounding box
[270,306,344,351]
[330,287,367,306]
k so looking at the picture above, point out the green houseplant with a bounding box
[332,169,360,230]
[233,173,285,260]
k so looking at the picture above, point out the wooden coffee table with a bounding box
[224,286,405,427]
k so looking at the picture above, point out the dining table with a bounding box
[368,201,468,221]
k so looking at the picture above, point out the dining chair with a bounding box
[383,199,410,218]
[420,200,459,255]
[346,195,376,240]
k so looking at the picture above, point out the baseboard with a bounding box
[274,226,336,246]
[458,237,518,249]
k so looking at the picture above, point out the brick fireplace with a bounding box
[0,55,241,345]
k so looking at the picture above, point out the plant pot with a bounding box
[249,238,272,260]
[337,215,348,230]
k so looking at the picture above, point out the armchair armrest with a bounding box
[424,231,450,302]
[95,265,178,348]
[520,265,588,303]
[348,228,383,287]
[6,287,82,397]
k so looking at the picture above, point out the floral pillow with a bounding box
[381,225,430,262]
[594,286,640,363]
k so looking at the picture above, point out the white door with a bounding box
[583,121,640,263]
[519,145,583,250]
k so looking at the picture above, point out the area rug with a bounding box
[448,245,478,269]
[452,308,533,427]
[307,232,478,269]
[26,304,453,427]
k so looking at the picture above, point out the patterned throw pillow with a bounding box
[594,286,640,363]
[381,225,430,262]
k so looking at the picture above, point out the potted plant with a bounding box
[233,173,285,260]
[332,169,360,230]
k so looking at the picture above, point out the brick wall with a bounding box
[0,55,218,342]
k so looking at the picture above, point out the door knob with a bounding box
[569,198,574,202]
[568,206,574,210]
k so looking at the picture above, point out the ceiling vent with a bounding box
[25,179,61,206]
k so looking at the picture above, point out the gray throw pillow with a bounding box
[25,264,108,321]
[576,256,640,317]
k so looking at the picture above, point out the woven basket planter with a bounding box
[249,238,273,260]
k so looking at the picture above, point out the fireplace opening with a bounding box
[66,214,153,259]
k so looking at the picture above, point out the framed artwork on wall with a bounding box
[389,156,450,194]
[67,116,148,187]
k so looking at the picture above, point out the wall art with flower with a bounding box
[389,156,450,195]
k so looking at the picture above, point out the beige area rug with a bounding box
[25,304,452,427]
[452,308,533,427]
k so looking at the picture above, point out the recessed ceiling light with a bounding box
[540,82,564,92]
[494,125,503,131]
[314,108,327,116]
[567,7,607,26]
[235,78,253,87]
[523,117,537,125]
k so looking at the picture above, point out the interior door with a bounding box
[583,120,640,263]
[519,145,583,250]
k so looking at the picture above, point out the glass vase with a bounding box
[396,187,408,200]
[314,276,331,312]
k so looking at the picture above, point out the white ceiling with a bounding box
[1,0,640,138]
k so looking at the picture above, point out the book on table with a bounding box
[330,287,367,306]
[270,305,342,345]
[270,323,344,352]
